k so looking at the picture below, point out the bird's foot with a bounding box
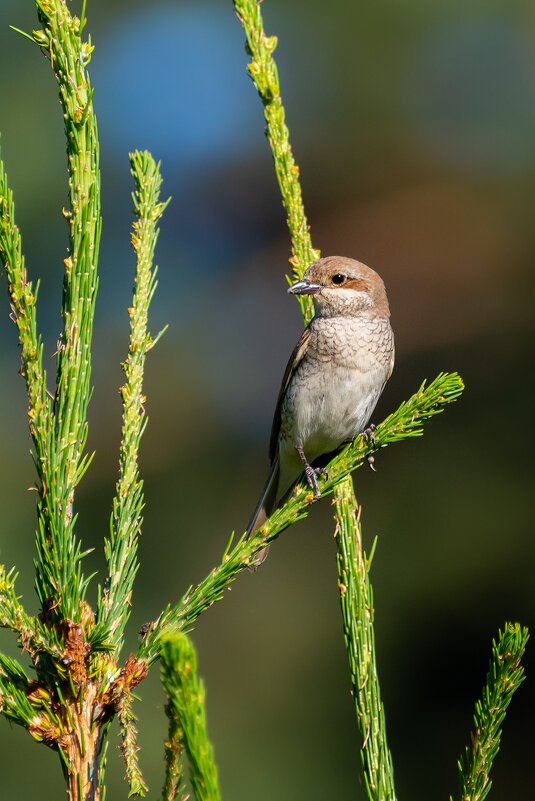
[362,423,376,445]
[296,446,326,500]
[362,424,377,472]
[304,465,324,499]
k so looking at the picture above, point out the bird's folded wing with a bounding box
[269,325,311,463]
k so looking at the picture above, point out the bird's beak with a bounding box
[287,278,323,295]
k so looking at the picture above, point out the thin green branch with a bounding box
[117,690,148,798]
[160,633,221,801]
[0,151,54,528]
[98,151,169,651]
[161,720,186,801]
[233,0,319,323]
[0,654,36,729]
[0,653,54,735]
[161,644,188,801]
[335,487,396,801]
[28,0,102,620]
[0,565,63,660]
[455,623,529,801]
[137,371,463,663]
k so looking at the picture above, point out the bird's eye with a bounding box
[331,273,346,285]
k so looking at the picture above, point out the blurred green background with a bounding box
[0,0,533,798]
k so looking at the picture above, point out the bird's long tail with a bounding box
[245,455,281,567]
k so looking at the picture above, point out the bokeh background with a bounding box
[0,0,534,798]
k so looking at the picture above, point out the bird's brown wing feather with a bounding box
[268,325,311,463]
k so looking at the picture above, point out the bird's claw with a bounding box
[307,465,328,499]
[362,424,377,471]
[362,423,376,445]
[297,446,327,500]
[304,465,323,500]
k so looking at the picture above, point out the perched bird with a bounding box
[246,256,394,564]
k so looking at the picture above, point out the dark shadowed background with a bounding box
[0,1,533,798]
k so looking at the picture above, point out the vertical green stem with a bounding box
[233,0,319,323]
[98,151,169,651]
[0,154,54,501]
[31,0,102,619]
[117,690,147,797]
[334,485,396,801]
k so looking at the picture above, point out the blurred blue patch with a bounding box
[93,2,262,169]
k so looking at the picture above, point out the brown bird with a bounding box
[246,256,394,564]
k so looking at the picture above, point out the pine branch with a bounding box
[455,623,529,801]
[117,690,148,798]
[97,150,169,651]
[0,564,63,660]
[0,651,63,745]
[335,487,396,801]
[136,370,462,663]
[161,642,188,801]
[0,653,37,730]
[23,0,102,621]
[233,0,319,323]
[160,633,221,801]
[0,151,54,498]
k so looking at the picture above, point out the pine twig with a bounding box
[117,690,148,798]
[233,0,319,323]
[161,642,187,801]
[160,633,220,801]
[97,150,169,651]
[137,370,463,663]
[455,623,529,801]
[26,0,102,621]
[0,151,54,496]
[0,565,63,660]
[0,653,38,730]
[335,487,396,801]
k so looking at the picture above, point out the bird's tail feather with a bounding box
[245,455,281,568]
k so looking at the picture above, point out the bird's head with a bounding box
[288,256,390,319]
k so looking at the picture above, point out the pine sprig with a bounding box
[455,623,529,801]
[325,372,464,486]
[233,0,319,323]
[97,151,169,651]
[0,653,36,729]
[0,651,61,743]
[161,639,188,801]
[117,690,148,798]
[18,0,103,622]
[0,152,54,494]
[0,565,63,660]
[136,370,463,663]
[160,633,221,801]
[335,487,396,801]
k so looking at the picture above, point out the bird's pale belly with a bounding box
[281,362,384,463]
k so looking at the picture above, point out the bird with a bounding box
[245,255,394,566]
